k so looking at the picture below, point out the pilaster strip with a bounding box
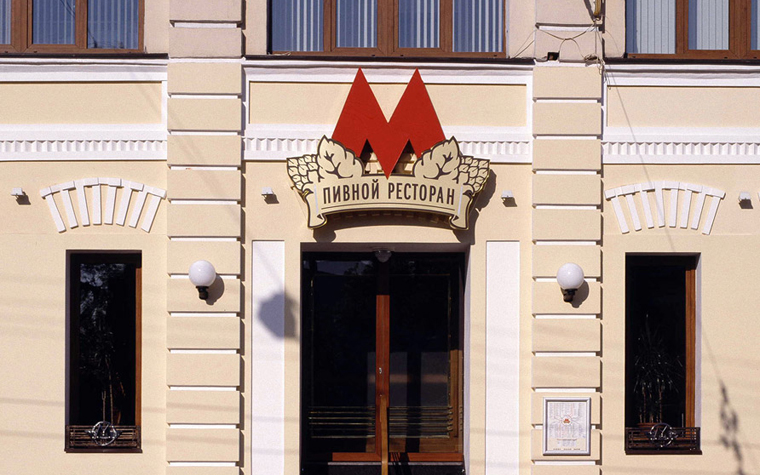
[531,64,603,465]
[166,50,243,472]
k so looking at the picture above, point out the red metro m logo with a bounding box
[332,69,446,178]
[287,69,490,230]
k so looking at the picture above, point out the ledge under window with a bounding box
[625,426,701,455]
[65,425,141,452]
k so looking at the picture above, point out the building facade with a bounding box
[1,1,758,475]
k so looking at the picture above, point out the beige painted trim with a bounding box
[533,319,601,353]
[167,278,241,313]
[168,169,242,201]
[533,282,601,315]
[166,428,241,462]
[533,66,602,99]
[168,240,241,275]
[167,467,239,475]
[533,209,601,241]
[533,102,602,136]
[167,390,241,424]
[533,139,601,171]
[532,466,599,475]
[167,317,241,350]
[169,28,243,58]
[533,245,601,278]
[168,135,242,166]
[533,174,601,206]
[531,356,601,388]
[167,353,241,387]
[167,204,241,237]
[168,98,243,132]
[169,63,242,95]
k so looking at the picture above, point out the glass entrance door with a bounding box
[301,252,464,466]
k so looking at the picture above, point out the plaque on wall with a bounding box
[542,397,591,456]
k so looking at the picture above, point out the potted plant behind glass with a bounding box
[633,316,683,427]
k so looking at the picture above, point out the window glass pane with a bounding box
[88,0,139,49]
[271,0,323,52]
[302,256,376,454]
[399,0,440,49]
[0,0,9,44]
[688,0,729,50]
[626,0,676,54]
[453,0,503,52]
[71,259,138,426]
[626,257,691,428]
[336,0,377,48]
[33,0,76,45]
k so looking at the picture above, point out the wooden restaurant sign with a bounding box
[287,69,490,230]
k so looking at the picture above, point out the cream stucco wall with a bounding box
[0,161,167,474]
[249,82,527,127]
[602,164,760,474]
[607,86,760,128]
[144,0,170,53]
[242,160,535,475]
[0,82,163,124]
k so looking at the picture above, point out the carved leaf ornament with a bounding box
[287,69,491,230]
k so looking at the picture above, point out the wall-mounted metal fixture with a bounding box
[501,190,514,201]
[593,0,602,19]
[262,187,274,197]
[188,260,217,300]
[739,192,751,203]
[557,263,584,302]
[374,249,392,263]
[11,188,24,197]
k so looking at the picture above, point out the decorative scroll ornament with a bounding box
[646,423,681,448]
[86,421,122,447]
[288,136,489,230]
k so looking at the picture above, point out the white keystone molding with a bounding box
[243,124,531,163]
[605,182,725,235]
[40,178,166,233]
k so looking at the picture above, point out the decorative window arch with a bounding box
[40,178,165,233]
[605,181,725,235]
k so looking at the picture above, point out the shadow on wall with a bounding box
[255,290,298,340]
[705,335,759,475]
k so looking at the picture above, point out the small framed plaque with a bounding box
[542,397,591,456]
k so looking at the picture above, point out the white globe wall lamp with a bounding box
[557,263,584,302]
[189,260,217,300]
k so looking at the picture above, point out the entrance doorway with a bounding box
[301,252,464,473]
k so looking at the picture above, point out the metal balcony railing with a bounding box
[625,423,701,454]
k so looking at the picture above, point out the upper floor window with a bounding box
[0,0,142,53]
[627,0,760,59]
[270,0,504,57]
